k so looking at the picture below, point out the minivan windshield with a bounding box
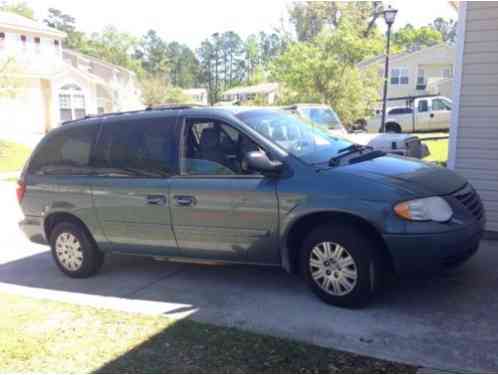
[300,107,342,130]
[236,109,352,164]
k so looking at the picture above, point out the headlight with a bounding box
[394,197,453,222]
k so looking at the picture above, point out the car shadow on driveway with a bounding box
[1,243,498,372]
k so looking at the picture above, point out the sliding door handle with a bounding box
[175,195,196,207]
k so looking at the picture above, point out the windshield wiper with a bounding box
[329,144,373,166]
[338,144,372,154]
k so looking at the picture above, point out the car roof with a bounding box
[62,105,288,127]
[60,105,285,129]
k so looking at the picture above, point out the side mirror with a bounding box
[243,151,283,175]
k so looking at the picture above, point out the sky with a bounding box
[28,0,457,49]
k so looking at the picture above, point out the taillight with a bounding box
[16,180,26,203]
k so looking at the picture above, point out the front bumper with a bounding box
[19,216,47,245]
[384,220,484,275]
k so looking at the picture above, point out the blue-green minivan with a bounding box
[18,106,485,307]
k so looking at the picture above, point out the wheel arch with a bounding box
[282,211,394,275]
[43,211,98,248]
[385,122,402,133]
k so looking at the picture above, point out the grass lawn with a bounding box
[0,292,415,373]
[420,132,449,166]
[423,139,449,165]
[0,140,32,173]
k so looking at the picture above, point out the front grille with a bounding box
[453,185,485,221]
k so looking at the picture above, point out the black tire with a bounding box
[49,222,104,278]
[385,123,401,133]
[300,224,381,308]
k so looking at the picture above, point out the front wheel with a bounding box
[301,224,381,308]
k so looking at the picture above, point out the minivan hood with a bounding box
[340,155,466,196]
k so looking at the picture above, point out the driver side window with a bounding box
[418,100,429,113]
[182,118,260,176]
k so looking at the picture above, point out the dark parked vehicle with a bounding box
[18,106,485,307]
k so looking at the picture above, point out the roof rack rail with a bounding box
[377,93,441,102]
[145,104,207,111]
[61,110,145,125]
[61,104,208,126]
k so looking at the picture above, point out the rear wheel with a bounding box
[49,222,104,278]
[301,224,381,308]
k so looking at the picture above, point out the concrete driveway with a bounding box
[1,181,498,372]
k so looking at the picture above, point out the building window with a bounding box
[442,65,453,79]
[416,68,426,90]
[20,35,27,51]
[391,68,409,85]
[34,37,41,54]
[58,84,87,122]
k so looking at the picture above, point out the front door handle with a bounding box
[175,195,196,207]
[146,195,167,206]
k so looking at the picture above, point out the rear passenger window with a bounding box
[94,117,176,177]
[29,125,97,175]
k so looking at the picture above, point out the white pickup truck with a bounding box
[285,104,430,159]
[365,96,452,133]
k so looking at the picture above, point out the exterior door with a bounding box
[415,99,432,131]
[91,115,179,256]
[429,98,452,130]
[169,117,279,263]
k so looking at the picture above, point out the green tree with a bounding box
[0,0,34,19]
[258,31,285,67]
[288,1,339,42]
[244,34,261,83]
[197,38,215,103]
[287,1,382,42]
[432,17,457,43]
[222,31,244,88]
[135,30,169,78]
[44,8,85,50]
[166,41,201,88]
[140,74,189,106]
[81,26,142,74]
[392,24,444,52]
[271,21,381,124]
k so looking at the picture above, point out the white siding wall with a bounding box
[451,2,498,232]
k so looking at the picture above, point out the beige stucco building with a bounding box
[449,2,498,234]
[359,43,456,107]
[0,11,143,139]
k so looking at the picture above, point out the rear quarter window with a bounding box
[388,108,413,115]
[28,124,98,176]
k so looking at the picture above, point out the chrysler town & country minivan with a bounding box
[17,106,485,307]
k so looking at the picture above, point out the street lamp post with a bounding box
[380,6,398,133]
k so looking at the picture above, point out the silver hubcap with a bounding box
[309,241,358,296]
[55,232,83,271]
